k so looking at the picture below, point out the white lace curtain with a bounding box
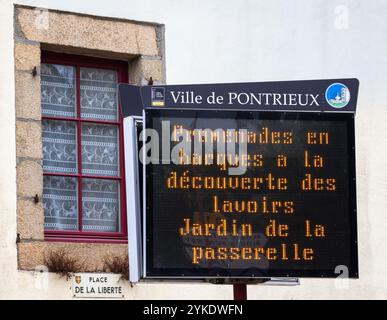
[41,64,120,233]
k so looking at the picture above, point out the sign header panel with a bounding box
[119,79,359,116]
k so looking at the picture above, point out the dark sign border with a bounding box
[144,108,358,279]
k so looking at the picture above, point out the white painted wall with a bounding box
[0,0,18,299]
[1,0,387,299]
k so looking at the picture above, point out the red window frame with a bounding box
[41,51,129,243]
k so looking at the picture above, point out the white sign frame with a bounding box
[123,116,143,283]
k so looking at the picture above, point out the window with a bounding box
[41,52,128,242]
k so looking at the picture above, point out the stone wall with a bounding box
[14,5,165,271]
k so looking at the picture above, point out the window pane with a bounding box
[42,120,77,173]
[41,64,76,118]
[82,178,120,232]
[80,67,118,121]
[43,176,78,231]
[81,123,119,176]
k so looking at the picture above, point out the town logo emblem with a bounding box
[151,87,165,106]
[75,276,81,284]
[325,83,350,108]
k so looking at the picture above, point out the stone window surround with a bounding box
[14,5,165,271]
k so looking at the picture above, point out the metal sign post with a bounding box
[233,284,247,300]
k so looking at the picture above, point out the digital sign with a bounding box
[144,109,358,278]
